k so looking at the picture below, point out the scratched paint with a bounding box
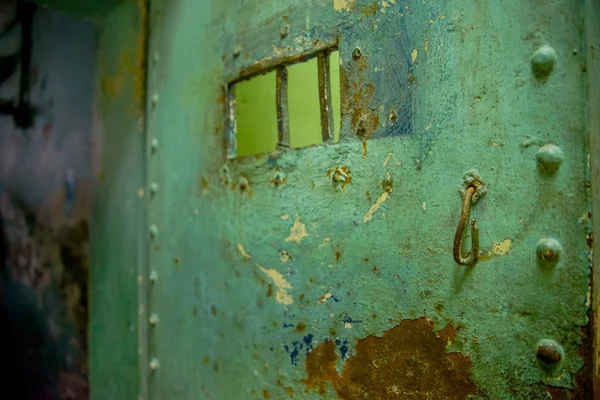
[136,0,593,398]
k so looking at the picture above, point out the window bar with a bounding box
[226,85,237,158]
[317,51,333,142]
[276,66,290,147]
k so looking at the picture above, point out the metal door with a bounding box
[140,0,593,398]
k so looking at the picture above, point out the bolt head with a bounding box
[537,340,562,364]
[149,313,159,326]
[149,271,158,283]
[536,144,563,175]
[536,238,562,265]
[352,47,362,60]
[149,224,158,238]
[150,138,159,151]
[149,182,159,194]
[531,45,557,78]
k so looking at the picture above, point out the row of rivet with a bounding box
[530,45,563,367]
[148,51,161,373]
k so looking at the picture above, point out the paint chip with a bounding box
[137,188,144,198]
[281,214,289,220]
[345,322,352,329]
[320,238,331,247]
[259,264,293,306]
[280,250,291,263]
[489,239,512,256]
[286,214,309,243]
[384,152,393,166]
[319,292,333,304]
[411,49,418,63]
[424,40,430,52]
[422,202,427,211]
[363,192,390,223]
[333,0,356,12]
[237,244,251,261]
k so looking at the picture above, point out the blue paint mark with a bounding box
[331,294,340,303]
[64,169,76,216]
[284,341,303,365]
[342,315,362,324]
[283,322,294,328]
[303,334,314,355]
[335,339,350,359]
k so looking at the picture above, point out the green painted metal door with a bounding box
[143,0,592,398]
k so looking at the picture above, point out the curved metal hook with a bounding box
[453,186,480,266]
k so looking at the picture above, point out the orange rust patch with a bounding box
[296,322,306,333]
[303,318,481,399]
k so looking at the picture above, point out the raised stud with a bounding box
[151,94,160,107]
[531,45,557,78]
[149,313,159,326]
[149,358,160,371]
[536,238,562,265]
[149,182,159,194]
[536,339,562,364]
[536,144,563,175]
[389,110,397,121]
[149,224,158,239]
[150,138,159,152]
[149,271,158,283]
[352,47,362,60]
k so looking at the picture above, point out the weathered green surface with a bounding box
[90,2,147,399]
[28,0,121,21]
[143,0,592,398]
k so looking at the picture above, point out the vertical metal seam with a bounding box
[138,0,150,399]
[226,84,237,159]
[318,51,333,142]
[276,66,290,147]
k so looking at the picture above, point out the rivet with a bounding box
[151,94,160,106]
[536,238,562,265]
[149,358,160,371]
[150,138,159,152]
[352,47,362,60]
[530,45,557,78]
[152,52,160,64]
[536,339,562,364]
[389,110,397,121]
[232,45,241,58]
[149,224,158,238]
[572,48,578,55]
[536,144,563,175]
[149,182,159,194]
[149,313,159,326]
[149,271,158,283]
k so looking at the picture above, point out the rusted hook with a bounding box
[453,186,480,266]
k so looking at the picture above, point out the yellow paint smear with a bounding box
[285,214,308,243]
[363,192,390,223]
[411,49,418,63]
[384,152,393,166]
[424,40,430,52]
[333,0,356,12]
[237,244,251,261]
[259,264,293,306]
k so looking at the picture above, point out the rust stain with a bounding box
[303,318,481,399]
[361,1,378,16]
[296,322,306,332]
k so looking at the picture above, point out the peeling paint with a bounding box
[486,238,512,257]
[237,244,251,261]
[258,264,293,306]
[411,48,418,63]
[383,152,393,166]
[364,192,389,223]
[279,250,291,263]
[318,292,332,304]
[303,318,481,398]
[285,214,308,243]
[333,0,356,12]
[320,238,331,247]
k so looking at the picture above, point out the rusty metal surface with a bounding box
[140,0,593,398]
